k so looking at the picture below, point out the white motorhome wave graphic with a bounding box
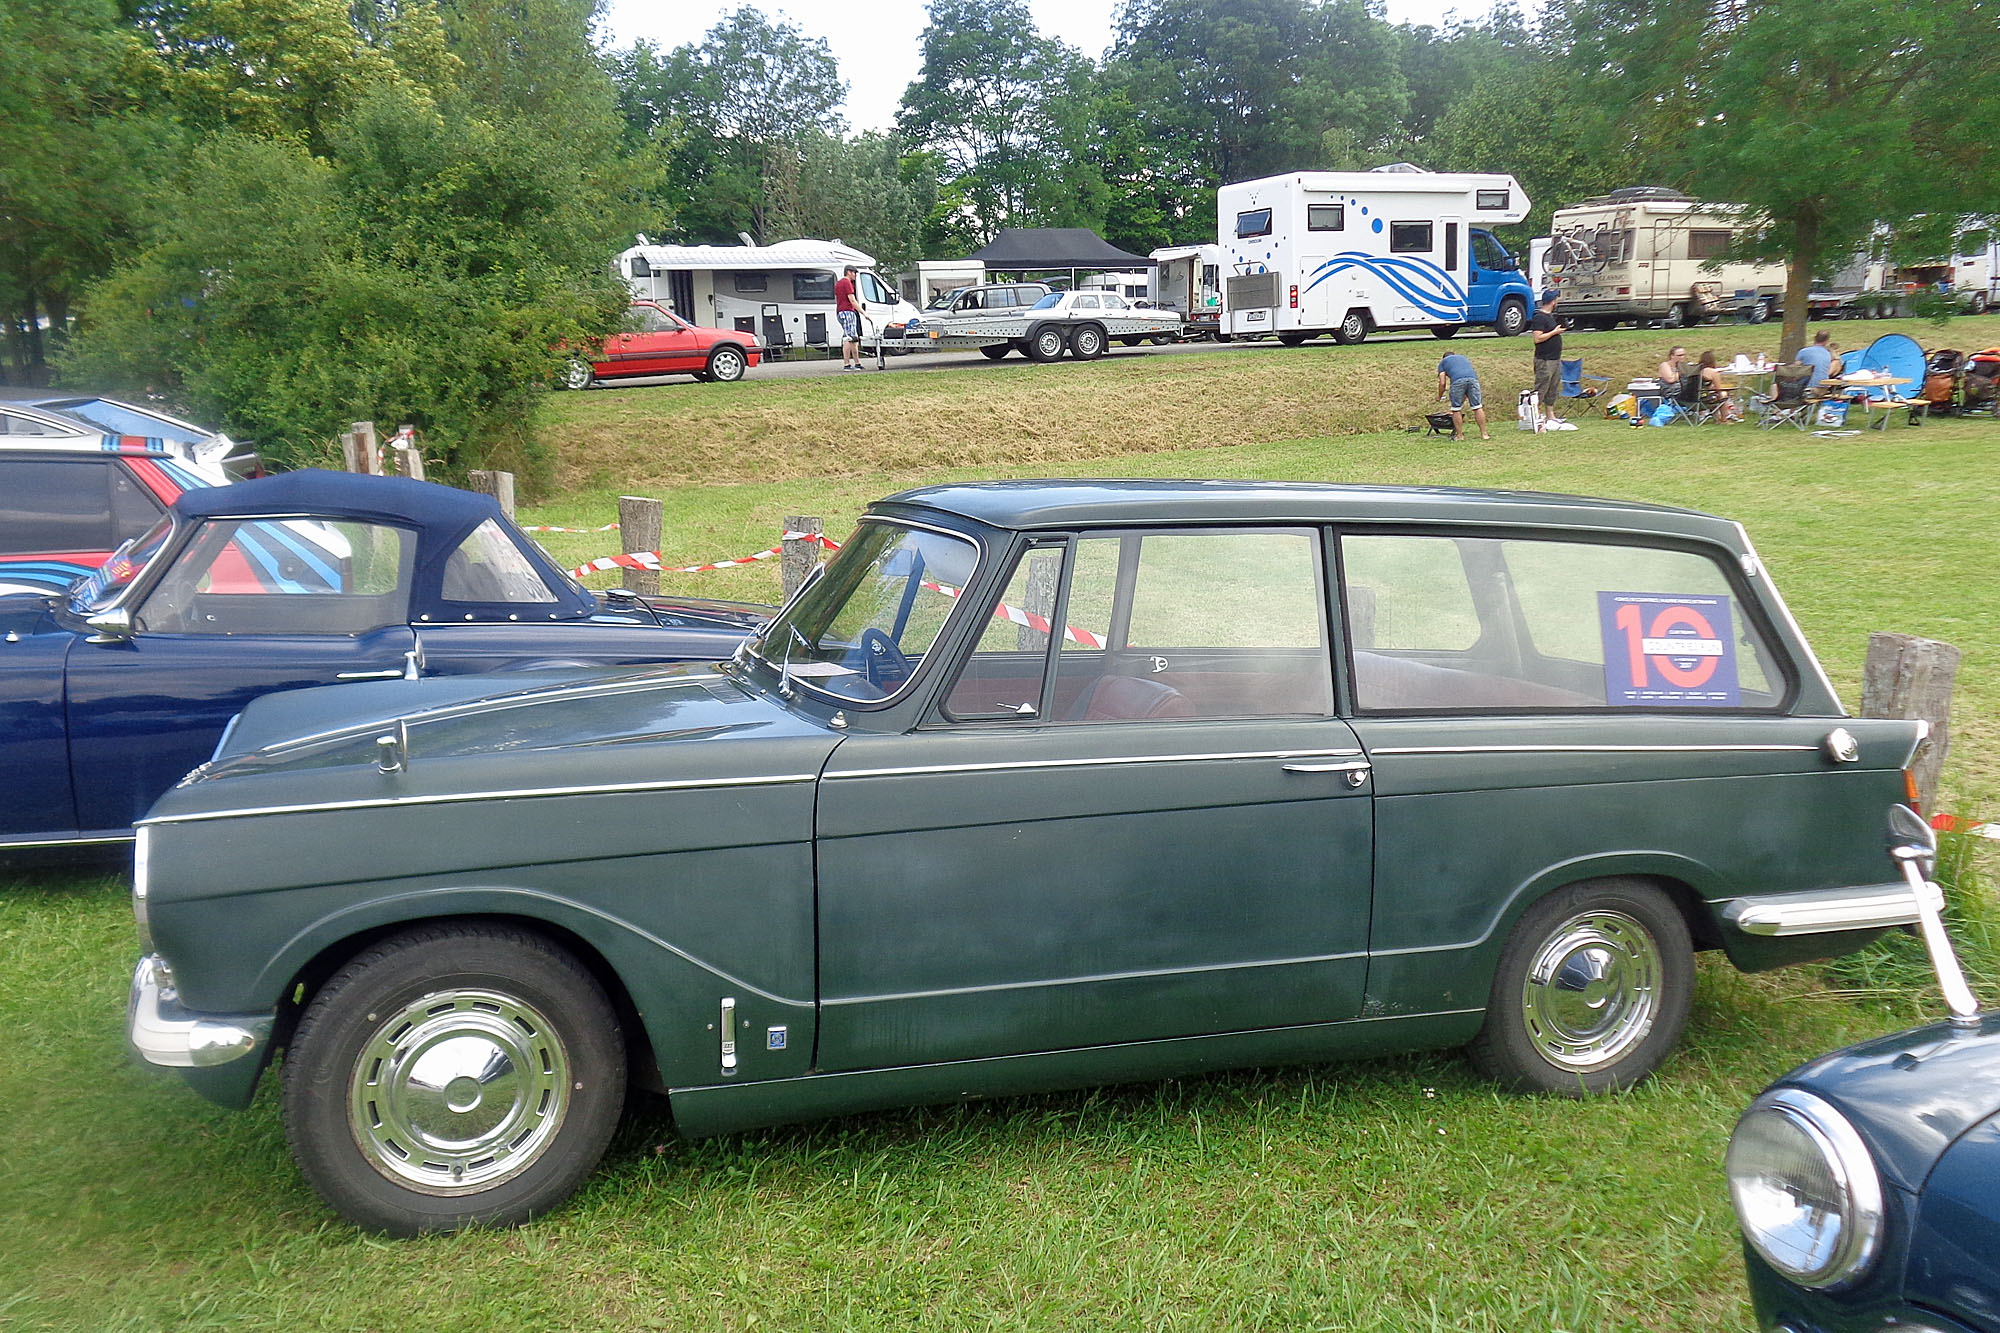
[1302,253,1468,320]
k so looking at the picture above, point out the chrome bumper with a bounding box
[1723,881,1942,937]
[127,954,273,1069]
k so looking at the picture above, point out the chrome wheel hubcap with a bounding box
[1521,910,1661,1071]
[349,989,570,1194]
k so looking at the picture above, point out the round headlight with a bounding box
[1727,1087,1885,1289]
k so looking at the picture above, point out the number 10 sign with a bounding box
[1598,592,1740,706]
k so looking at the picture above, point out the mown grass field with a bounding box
[2,315,1996,1331]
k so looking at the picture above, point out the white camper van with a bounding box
[1150,244,1223,337]
[615,239,921,354]
[1217,169,1537,344]
[1546,188,1790,328]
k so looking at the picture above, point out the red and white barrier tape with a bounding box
[569,530,835,579]
[1932,813,2000,841]
[923,579,1106,649]
[527,522,621,533]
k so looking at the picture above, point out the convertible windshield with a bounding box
[70,515,173,613]
[752,521,979,703]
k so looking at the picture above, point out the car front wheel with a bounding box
[1467,878,1693,1096]
[282,923,627,1235]
[561,358,595,390]
[707,345,748,382]
[1069,324,1107,359]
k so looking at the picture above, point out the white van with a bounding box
[615,238,922,353]
[1217,168,1536,344]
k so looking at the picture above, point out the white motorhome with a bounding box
[898,260,985,307]
[1081,270,1151,301]
[1150,244,1223,335]
[615,239,921,353]
[1547,188,1791,328]
[1217,169,1537,344]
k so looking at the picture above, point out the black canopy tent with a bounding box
[964,229,1155,287]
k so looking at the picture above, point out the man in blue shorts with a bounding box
[1436,350,1489,439]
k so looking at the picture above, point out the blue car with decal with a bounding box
[0,469,768,856]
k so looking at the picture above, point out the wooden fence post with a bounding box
[1018,551,1059,651]
[1862,631,1960,812]
[390,424,425,480]
[467,469,515,518]
[781,516,824,598]
[351,421,382,475]
[339,429,364,473]
[617,496,663,596]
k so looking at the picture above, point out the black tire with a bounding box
[1069,323,1108,359]
[561,358,595,391]
[1747,300,1769,325]
[1663,302,1690,330]
[1277,331,1310,347]
[979,344,1010,360]
[1026,325,1067,363]
[1973,293,1989,315]
[706,345,748,383]
[283,923,627,1236]
[1332,310,1369,345]
[1493,299,1528,338]
[1430,325,1459,339]
[1467,878,1693,1096]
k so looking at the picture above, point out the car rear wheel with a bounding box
[283,923,627,1236]
[561,359,595,390]
[1467,878,1693,1096]
[706,345,748,383]
[1070,324,1107,359]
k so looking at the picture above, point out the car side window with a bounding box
[443,518,559,604]
[1053,530,1333,721]
[942,543,1068,720]
[136,519,414,635]
[0,460,118,553]
[1341,533,1787,710]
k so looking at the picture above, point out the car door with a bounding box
[64,515,418,833]
[815,527,1373,1073]
[1336,528,1899,1015]
[606,303,701,376]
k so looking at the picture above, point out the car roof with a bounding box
[876,479,1743,543]
[173,469,600,622]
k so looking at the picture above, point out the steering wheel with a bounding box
[856,627,911,690]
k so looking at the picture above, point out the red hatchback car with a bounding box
[562,301,760,389]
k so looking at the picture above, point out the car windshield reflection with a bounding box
[749,521,979,703]
[70,516,174,614]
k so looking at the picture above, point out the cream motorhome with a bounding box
[616,239,921,353]
[1547,188,1790,328]
[1150,244,1223,336]
[1217,169,1536,344]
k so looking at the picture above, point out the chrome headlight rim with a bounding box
[1728,1086,1886,1290]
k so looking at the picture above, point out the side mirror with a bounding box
[86,607,135,643]
[1886,803,1937,879]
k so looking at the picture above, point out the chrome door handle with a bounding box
[1282,760,1371,788]
[335,668,405,680]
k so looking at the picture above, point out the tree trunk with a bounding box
[1780,213,1818,362]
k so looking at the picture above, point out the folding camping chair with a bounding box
[1756,363,1814,431]
[1551,357,1611,418]
[1657,372,1707,425]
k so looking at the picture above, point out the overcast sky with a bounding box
[601,0,1503,133]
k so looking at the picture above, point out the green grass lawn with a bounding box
[3,319,1996,1330]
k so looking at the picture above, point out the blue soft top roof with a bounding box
[172,469,599,622]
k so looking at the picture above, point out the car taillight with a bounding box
[1904,767,1923,810]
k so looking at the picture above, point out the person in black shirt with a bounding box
[1530,290,1567,419]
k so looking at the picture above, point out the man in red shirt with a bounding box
[835,265,862,369]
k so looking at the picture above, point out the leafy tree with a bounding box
[1427,76,1618,242]
[0,0,170,383]
[764,132,929,273]
[1552,0,2000,356]
[60,89,627,486]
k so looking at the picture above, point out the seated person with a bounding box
[1697,350,1743,422]
[1657,346,1688,391]
[1794,331,1842,389]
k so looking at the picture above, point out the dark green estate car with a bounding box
[129,480,1931,1234]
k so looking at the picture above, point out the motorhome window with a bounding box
[1475,189,1510,211]
[794,273,835,302]
[732,272,768,293]
[1307,204,1344,232]
[1445,222,1459,271]
[628,256,651,278]
[1687,229,1732,260]
[1390,222,1433,253]
[1235,208,1273,239]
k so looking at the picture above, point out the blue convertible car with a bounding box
[0,469,765,854]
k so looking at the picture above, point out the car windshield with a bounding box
[69,515,173,613]
[746,520,980,703]
[1030,292,1063,310]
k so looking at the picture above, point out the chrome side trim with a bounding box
[127,955,273,1069]
[0,832,135,850]
[824,949,1366,1006]
[1370,743,1819,756]
[830,746,1364,781]
[138,772,817,828]
[1724,883,1937,937]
